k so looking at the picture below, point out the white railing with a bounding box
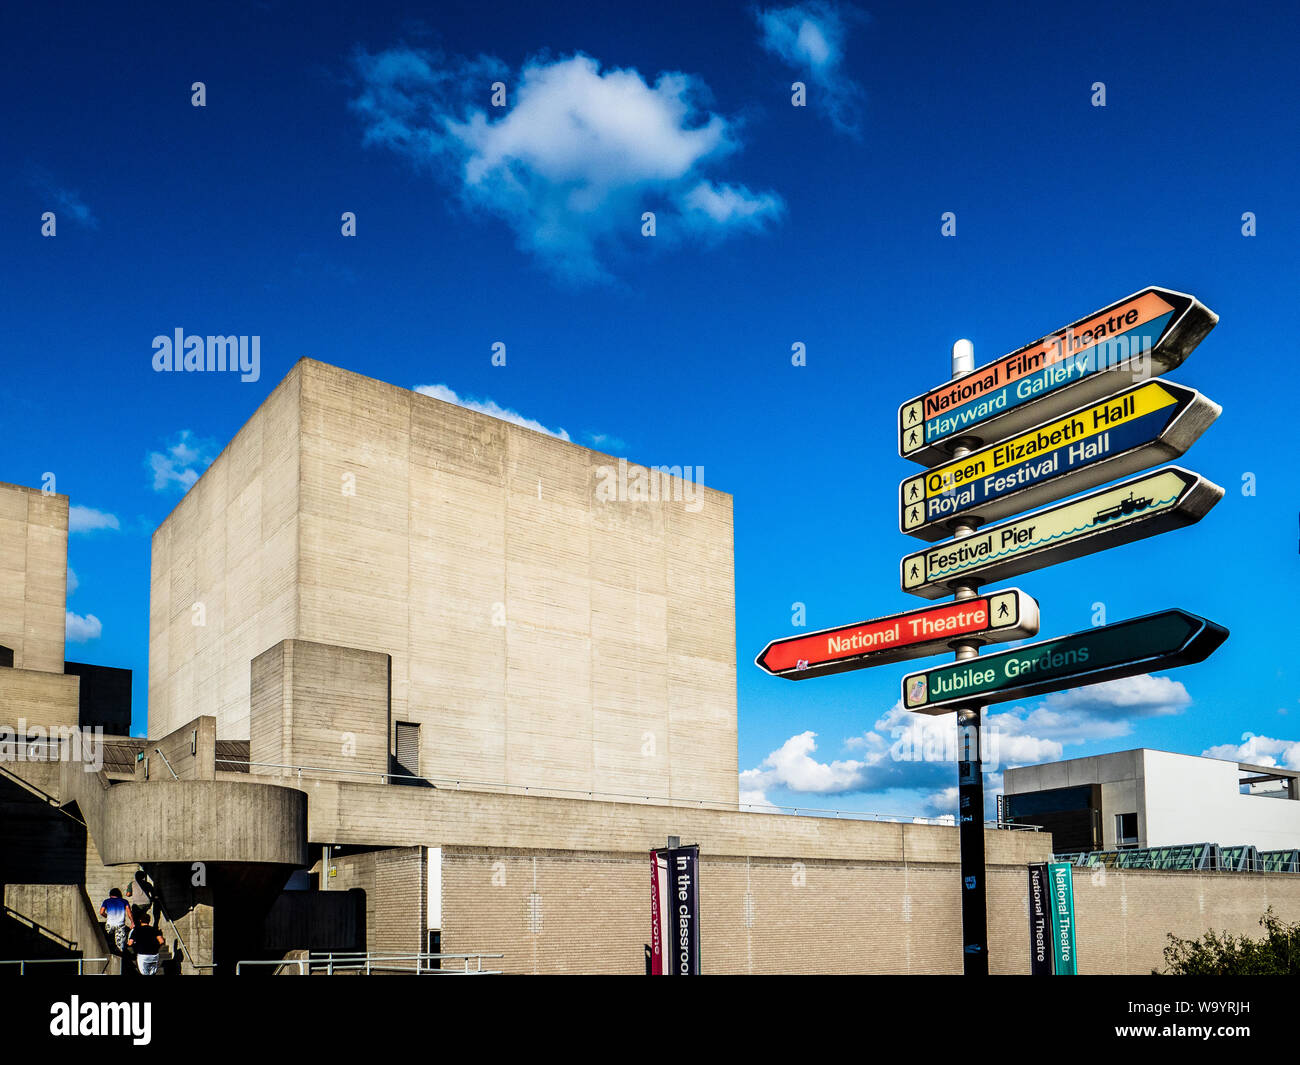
[234,952,504,975]
[0,958,110,975]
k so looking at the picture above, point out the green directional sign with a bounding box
[902,609,1228,715]
[900,466,1224,599]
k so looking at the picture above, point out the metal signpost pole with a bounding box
[948,339,988,976]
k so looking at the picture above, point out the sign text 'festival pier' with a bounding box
[900,466,1224,599]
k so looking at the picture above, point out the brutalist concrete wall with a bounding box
[249,639,390,783]
[0,667,80,730]
[0,482,68,675]
[149,366,302,739]
[295,360,737,805]
[152,358,739,806]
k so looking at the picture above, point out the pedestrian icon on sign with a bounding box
[907,429,918,447]
[908,483,920,500]
[909,563,920,580]
[997,602,1008,618]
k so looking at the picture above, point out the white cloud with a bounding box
[414,384,570,440]
[583,431,627,452]
[148,430,216,492]
[1204,733,1300,771]
[756,1,867,134]
[352,49,782,281]
[66,567,78,596]
[741,730,874,794]
[65,611,101,643]
[28,168,98,229]
[739,788,780,812]
[1035,673,1191,719]
[743,674,1195,811]
[51,187,97,229]
[682,180,784,229]
[68,506,119,534]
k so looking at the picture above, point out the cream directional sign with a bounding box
[901,609,1228,716]
[755,589,1039,680]
[900,466,1224,599]
[899,379,1219,542]
[898,287,1217,465]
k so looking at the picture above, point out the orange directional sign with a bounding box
[898,287,1217,466]
[755,589,1039,680]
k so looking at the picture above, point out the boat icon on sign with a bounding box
[1093,492,1155,524]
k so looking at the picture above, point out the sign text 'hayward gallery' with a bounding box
[898,286,1217,465]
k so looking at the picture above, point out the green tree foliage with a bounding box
[1158,908,1299,975]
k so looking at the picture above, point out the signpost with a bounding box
[900,466,1224,599]
[901,609,1228,715]
[755,590,1039,679]
[755,284,1228,978]
[898,287,1217,466]
[900,379,1220,541]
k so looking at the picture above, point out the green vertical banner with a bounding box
[1047,862,1078,975]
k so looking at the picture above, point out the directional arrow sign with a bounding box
[900,466,1224,599]
[899,379,1219,542]
[898,287,1217,465]
[756,589,1039,680]
[901,609,1228,715]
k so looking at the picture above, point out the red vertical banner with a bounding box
[649,849,663,975]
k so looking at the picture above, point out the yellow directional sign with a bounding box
[899,380,1219,542]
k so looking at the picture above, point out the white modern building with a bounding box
[1003,748,1300,853]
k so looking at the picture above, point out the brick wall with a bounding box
[327,846,425,958]
[1070,866,1300,974]
[438,846,1300,975]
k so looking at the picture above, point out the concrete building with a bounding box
[149,359,738,806]
[1003,748,1300,852]
[4,358,1300,976]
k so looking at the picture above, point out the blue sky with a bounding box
[3,0,1297,817]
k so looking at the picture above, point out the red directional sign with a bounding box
[755,589,1039,680]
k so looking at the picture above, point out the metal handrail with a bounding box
[213,758,1039,829]
[149,889,212,972]
[153,748,180,780]
[234,952,504,975]
[0,957,109,975]
[2,906,78,951]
